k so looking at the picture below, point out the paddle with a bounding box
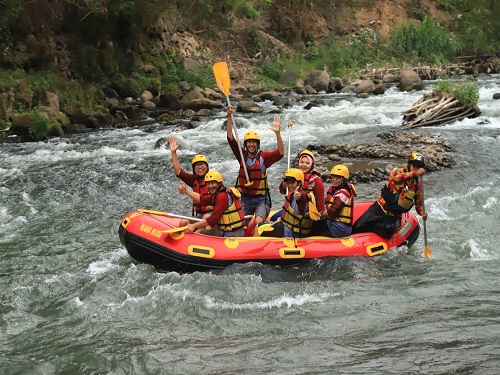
[257,218,281,235]
[308,201,322,221]
[287,122,293,169]
[213,61,252,186]
[138,209,202,222]
[420,176,433,258]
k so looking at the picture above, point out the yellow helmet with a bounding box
[204,170,223,183]
[298,150,315,162]
[191,154,209,166]
[409,152,425,166]
[244,130,260,143]
[284,168,304,185]
[331,164,349,179]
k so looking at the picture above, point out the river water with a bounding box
[1,75,499,374]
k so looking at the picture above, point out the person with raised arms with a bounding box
[226,105,284,235]
[169,136,213,220]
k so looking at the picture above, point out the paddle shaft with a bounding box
[420,176,428,247]
[229,105,252,183]
[138,209,202,222]
[213,61,252,184]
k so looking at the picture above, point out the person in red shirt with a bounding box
[352,152,428,237]
[226,105,284,235]
[178,170,245,237]
[319,165,357,238]
[169,136,213,219]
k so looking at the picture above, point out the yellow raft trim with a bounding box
[366,242,388,256]
[341,237,355,247]
[279,247,305,258]
[188,245,215,258]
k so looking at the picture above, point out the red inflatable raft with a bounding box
[118,201,420,273]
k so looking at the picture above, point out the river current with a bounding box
[1,75,499,374]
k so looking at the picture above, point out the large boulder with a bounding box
[398,70,423,92]
[304,70,330,92]
[182,98,222,111]
[237,100,263,113]
[356,80,376,96]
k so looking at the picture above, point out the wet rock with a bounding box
[493,93,500,99]
[308,131,455,184]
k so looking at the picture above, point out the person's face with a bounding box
[284,178,299,191]
[245,139,259,154]
[193,162,208,177]
[298,157,312,173]
[206,180,220,194]
[409,161,424,172]
[331,175,343,187]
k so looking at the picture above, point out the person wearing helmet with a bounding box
[280,168,313,238]
[319,165,357,237]
[352,152,428,238]
[178,170,245,237]
[278,150,325,211]
[272,149,325,229]
[226,105,284,235]
[169,136,213,219]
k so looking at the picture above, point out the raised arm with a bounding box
[270,115,284,156]
[226,104,235,141]
[178,182,201,202]
[169,136,182,176]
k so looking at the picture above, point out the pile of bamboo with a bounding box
[402,90,480,128]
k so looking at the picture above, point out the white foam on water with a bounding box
[203,291,336,311]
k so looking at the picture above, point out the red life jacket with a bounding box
[192,178,213,214]
[236,152,269,196]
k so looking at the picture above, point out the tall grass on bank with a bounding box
[389,17,462,63]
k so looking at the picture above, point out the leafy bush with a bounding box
[436,80,479,106]
[389,17,462,63]
[29,112,52,141]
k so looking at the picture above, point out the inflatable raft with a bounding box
[118,201,420,273]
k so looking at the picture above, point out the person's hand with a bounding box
[178,182,187,194]
[415,167,426,177]
[270,115,282,133]
[186,223,196,233]
[227,104,235,116]
[421,212,428,221]
[293,186,301,201]
[169,136,180,153]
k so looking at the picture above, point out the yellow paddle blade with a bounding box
[308,201,321,221]
[212,62,230,96]
[164,226,188,234]
[424,246,433,258]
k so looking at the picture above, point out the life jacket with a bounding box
[325,184,355,225]
[236,152,269,196]
[303,171,321,207]
[379,173,417,215]
[192,178,213,214]
[281,190,313,235]
[212,187,245,232]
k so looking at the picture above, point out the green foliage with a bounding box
[0,119,11,131]
[29,112,52,141]
[438,1,500,54]
[260,60,284,81]
[0,0,21,43]
[389,17,462,63]
[436,80,479,106]
[234,2,260,19]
